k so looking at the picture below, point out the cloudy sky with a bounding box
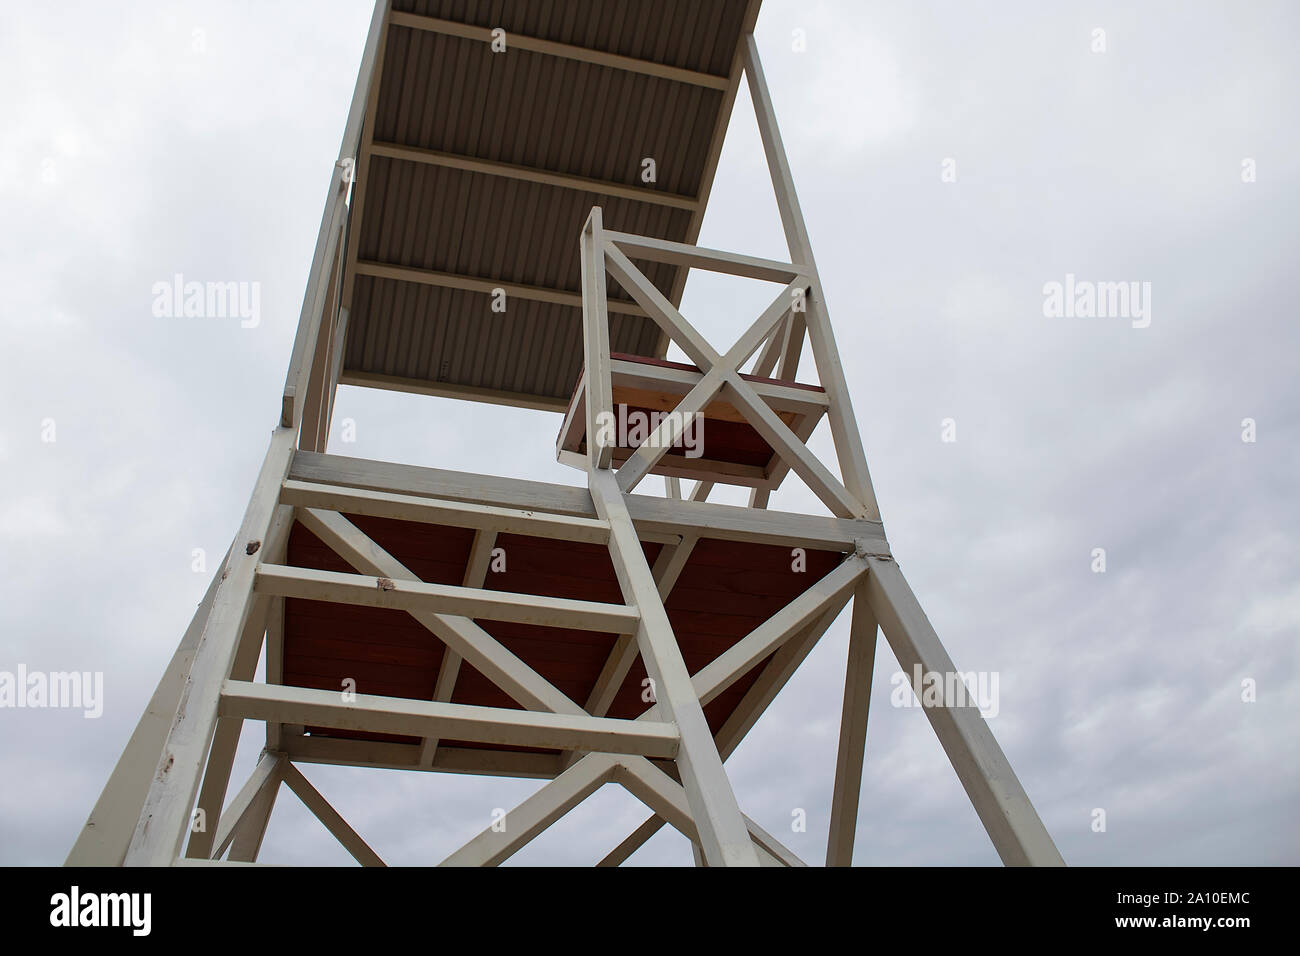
[2,0,1296,867]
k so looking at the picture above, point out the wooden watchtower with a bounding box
[69,0,1063,867]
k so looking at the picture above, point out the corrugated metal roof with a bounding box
[340,0,760,410]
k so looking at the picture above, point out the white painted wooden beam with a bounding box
[614,758,807,867]
[439,754,620,867]
[602,241,720,370]
[614,277,805,493]
[283,0,387,438]
[281,762,386,867]
[286,736,562,780]
[254,563,638,634]
[212,751,285,860]
[826,581,879,866]
[605,230,801,283]
[222,682,680,759]
[864,556,1064,866]
[280,478,610,543]
[689,554,869,706]
[288,451,888,553]
[590,470,758,867]
[722,368,867,519]
[581,207,615,470]
[599,594,851,864]
[65,558,224,865]
[740,35,881,519]
[296,508,585,716]
[419,528,496,766]
[126,427,297,866]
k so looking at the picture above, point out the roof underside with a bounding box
[340,0,760,411]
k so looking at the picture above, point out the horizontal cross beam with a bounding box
[253,563,639,634]
[280,478,611,543]
[221,682,680,759]
[288,452,889,553]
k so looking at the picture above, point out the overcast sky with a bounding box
[2,0,1296,867]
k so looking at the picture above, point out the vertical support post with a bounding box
[210,752,285,861]
[186,505,294,859]
[419,528,498,766]
[283,0,390,430]
[863,555,1065,866]
[741,35,880,520]
[125,427,297,865]
[300,217,347,452]
[65,561,225,865]
[339,1,392,317]
[581,207,613,470]
[264,597,289,749]
[226,771,282,864]
[589,469,758,867]
[826,579,878,866]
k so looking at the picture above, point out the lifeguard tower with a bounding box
[69,0,1063,867]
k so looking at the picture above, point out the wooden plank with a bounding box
[295,508,587,715]
[319,306,350,450]
[388,11,730,90]
[280,479,610,543]
[826,581,879,866]
[420,529,497,765]
[614,758,807,867]
[221,681,680,758]
[581,207,614,470]
[299,218,345,451]
[211,752,284,860]
[338,0,392,318]
[740,35,881,519]
[603,241,719,370]
[722,369,867,518]
[614,278,803,493]
[285,735,562,779]
[288,450,888,552]
[605,230,800,283]
[255,564,639,634]
[601,593,851,864]
[188,504,294,859]
[590,470,758,867]
[285,0,388,428]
